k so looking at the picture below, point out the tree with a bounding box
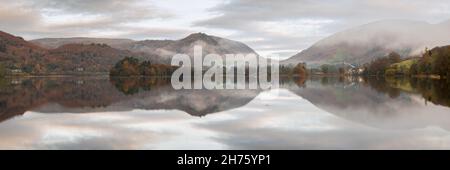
[410,63,418,75]
[23,65,34,73]
[110,57,140,76]
[339,67,345,75]
[292,63,308,77]
[0,64,6,77]
[431,47,450,77]
[110,57,177,77]
[416,52,433,75]
[0,43,6,53]
[388,52,401,64]
[139,61,152,75]
[407,46,450,77]
[366,52,403,76]
[321,64,330,74]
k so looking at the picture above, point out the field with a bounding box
[385,58,418,76]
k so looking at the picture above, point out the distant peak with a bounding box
[184,32,211,39]
[180,32,218,45]
[0,30,24,40]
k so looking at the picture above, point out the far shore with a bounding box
[3,74,109,78]
[1,73,446,80]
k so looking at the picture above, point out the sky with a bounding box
[1,0,450,58]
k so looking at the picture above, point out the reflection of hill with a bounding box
[0,77,124,122]
[287,77,404,117]
[0,77,261,122]
[107,77,262,116]
[2,76,449,130]
[285,76,450,130]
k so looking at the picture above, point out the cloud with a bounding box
[194,0,450,58]
[115,27,194,40]
[0,1,43,35]
[0,0,181,39]
[197,0,450,27]
[28,0,172,22]
[1,0,450,57]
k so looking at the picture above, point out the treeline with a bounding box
[410,46,450,77]
[311,64,348,75]
[279,63,308,77]
[110,57,178,76]
[363,52,402,76]
[375,77,450,107]
[361,46,450,79]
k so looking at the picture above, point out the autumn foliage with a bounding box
[110,57,178,77]
[0,31,155,75]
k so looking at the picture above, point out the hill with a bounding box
[1,31,159,74]
[2,31,260,75]
[31,32,260,65]
[30,37,135,49]
[283,19,450,66]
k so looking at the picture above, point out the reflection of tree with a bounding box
[366,77,401,99]
[293,77,307,88]
[305,76,450,106]
[1,75,448,125]
[0,76,268,124]
[279,76,307,89]
[409,78,450,107]
[366,76,450,107]
[109,77,171,95]
[321,77,329,85]
[0,77,125,122]
[110,78,140,95]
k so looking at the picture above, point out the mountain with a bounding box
[0,31,48,59]
[45,44,162,73]
[283,19,450,66]
[0,31,50,74]
[3,30,259,75]
[117,39,175,53]
[30,37,135,49]
[32,32,259,64]
[158,33,257,57]
[1,31,158,74]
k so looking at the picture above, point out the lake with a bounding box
[0,76,449,149]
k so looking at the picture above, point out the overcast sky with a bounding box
[1,0,450,58]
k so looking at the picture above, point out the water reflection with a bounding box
[0,77,262,119]
[288,76,450,130]
[0,76,450,149]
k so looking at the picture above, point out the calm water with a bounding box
[0,76,449,149]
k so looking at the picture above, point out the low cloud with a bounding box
[195,0,450,57]
[1,0,450,57]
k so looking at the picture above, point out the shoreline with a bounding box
[1,73,447,80]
